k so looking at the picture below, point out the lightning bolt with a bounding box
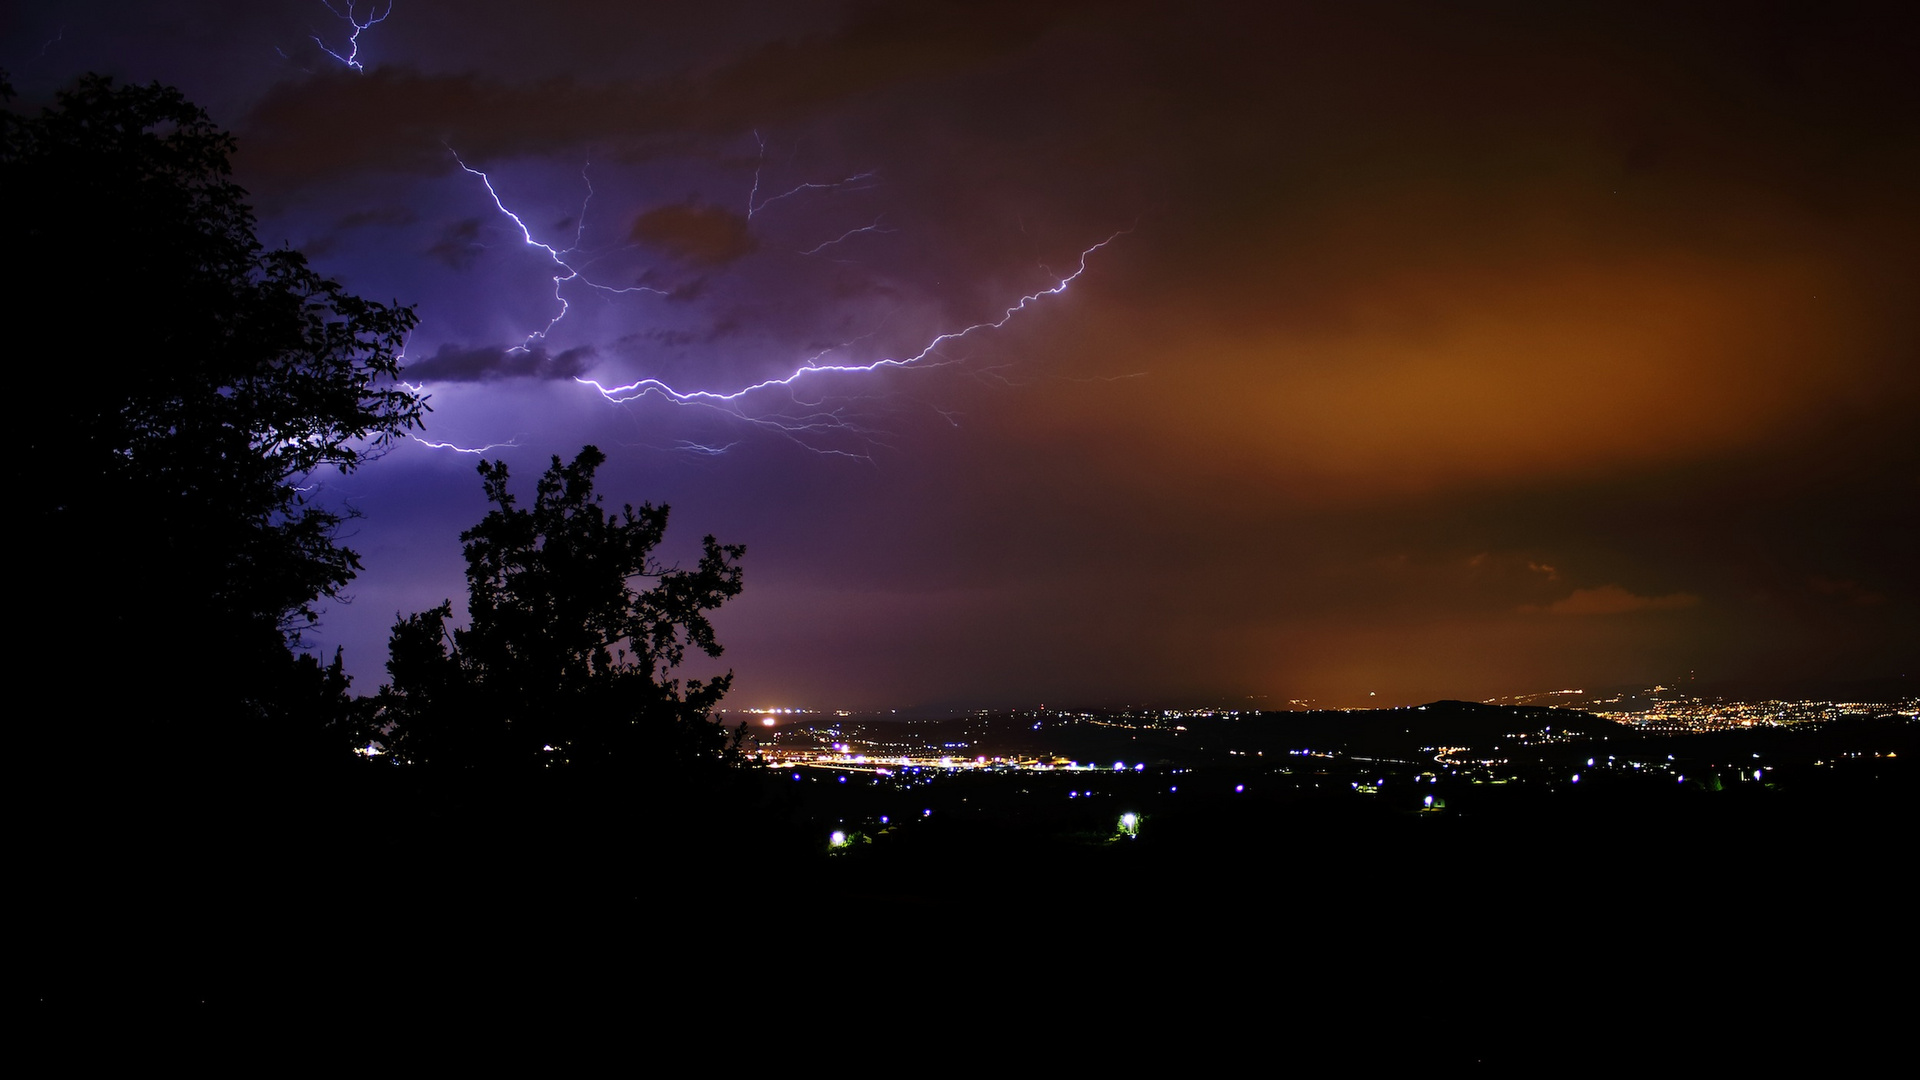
[455,132,894,356]
[575,233,1121,436]
[799,218,894,256]
[448,130,1124,459]
[570,231,1119,461]
[450,149,667,351]
[750,172,879,220]
[746,131,879,221]
[312,1,393,72]
[416,438,521,456]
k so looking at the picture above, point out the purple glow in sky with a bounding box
[6,0,1913,709]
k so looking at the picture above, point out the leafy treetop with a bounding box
[377,446,746,770]
[8,75,426,647]
[6,73,426,752]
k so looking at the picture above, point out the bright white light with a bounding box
[829,831,847,847]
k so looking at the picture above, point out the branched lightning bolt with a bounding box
[576,233,1121,410]
[747,131,765,219]
[799,218,894,256]
[448,127,1123,458]
[450,149,667,351]
[397,384,520,458]
[416,438,521,456]
[750,172,879,220]
[312,1,392,72]
[746,131,878,220]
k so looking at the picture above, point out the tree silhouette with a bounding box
[9,74,430,998]
[378,446,746,770]
[6,75,425,750]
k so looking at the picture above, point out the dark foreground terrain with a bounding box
[25,706,1912,1065]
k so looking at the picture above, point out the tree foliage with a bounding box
[6,74,426,743]
[377,447,746,770]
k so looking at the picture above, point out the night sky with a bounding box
[6,1,1913,709]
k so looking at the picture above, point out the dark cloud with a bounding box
[1521,586,1702,617]
[238,69,657,187]
[335,205,417,230]
[405,343,598,383]
[233,0,1097,191]
[628,203,755,268]
[425,217,486,270]
[619,328,700,349]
